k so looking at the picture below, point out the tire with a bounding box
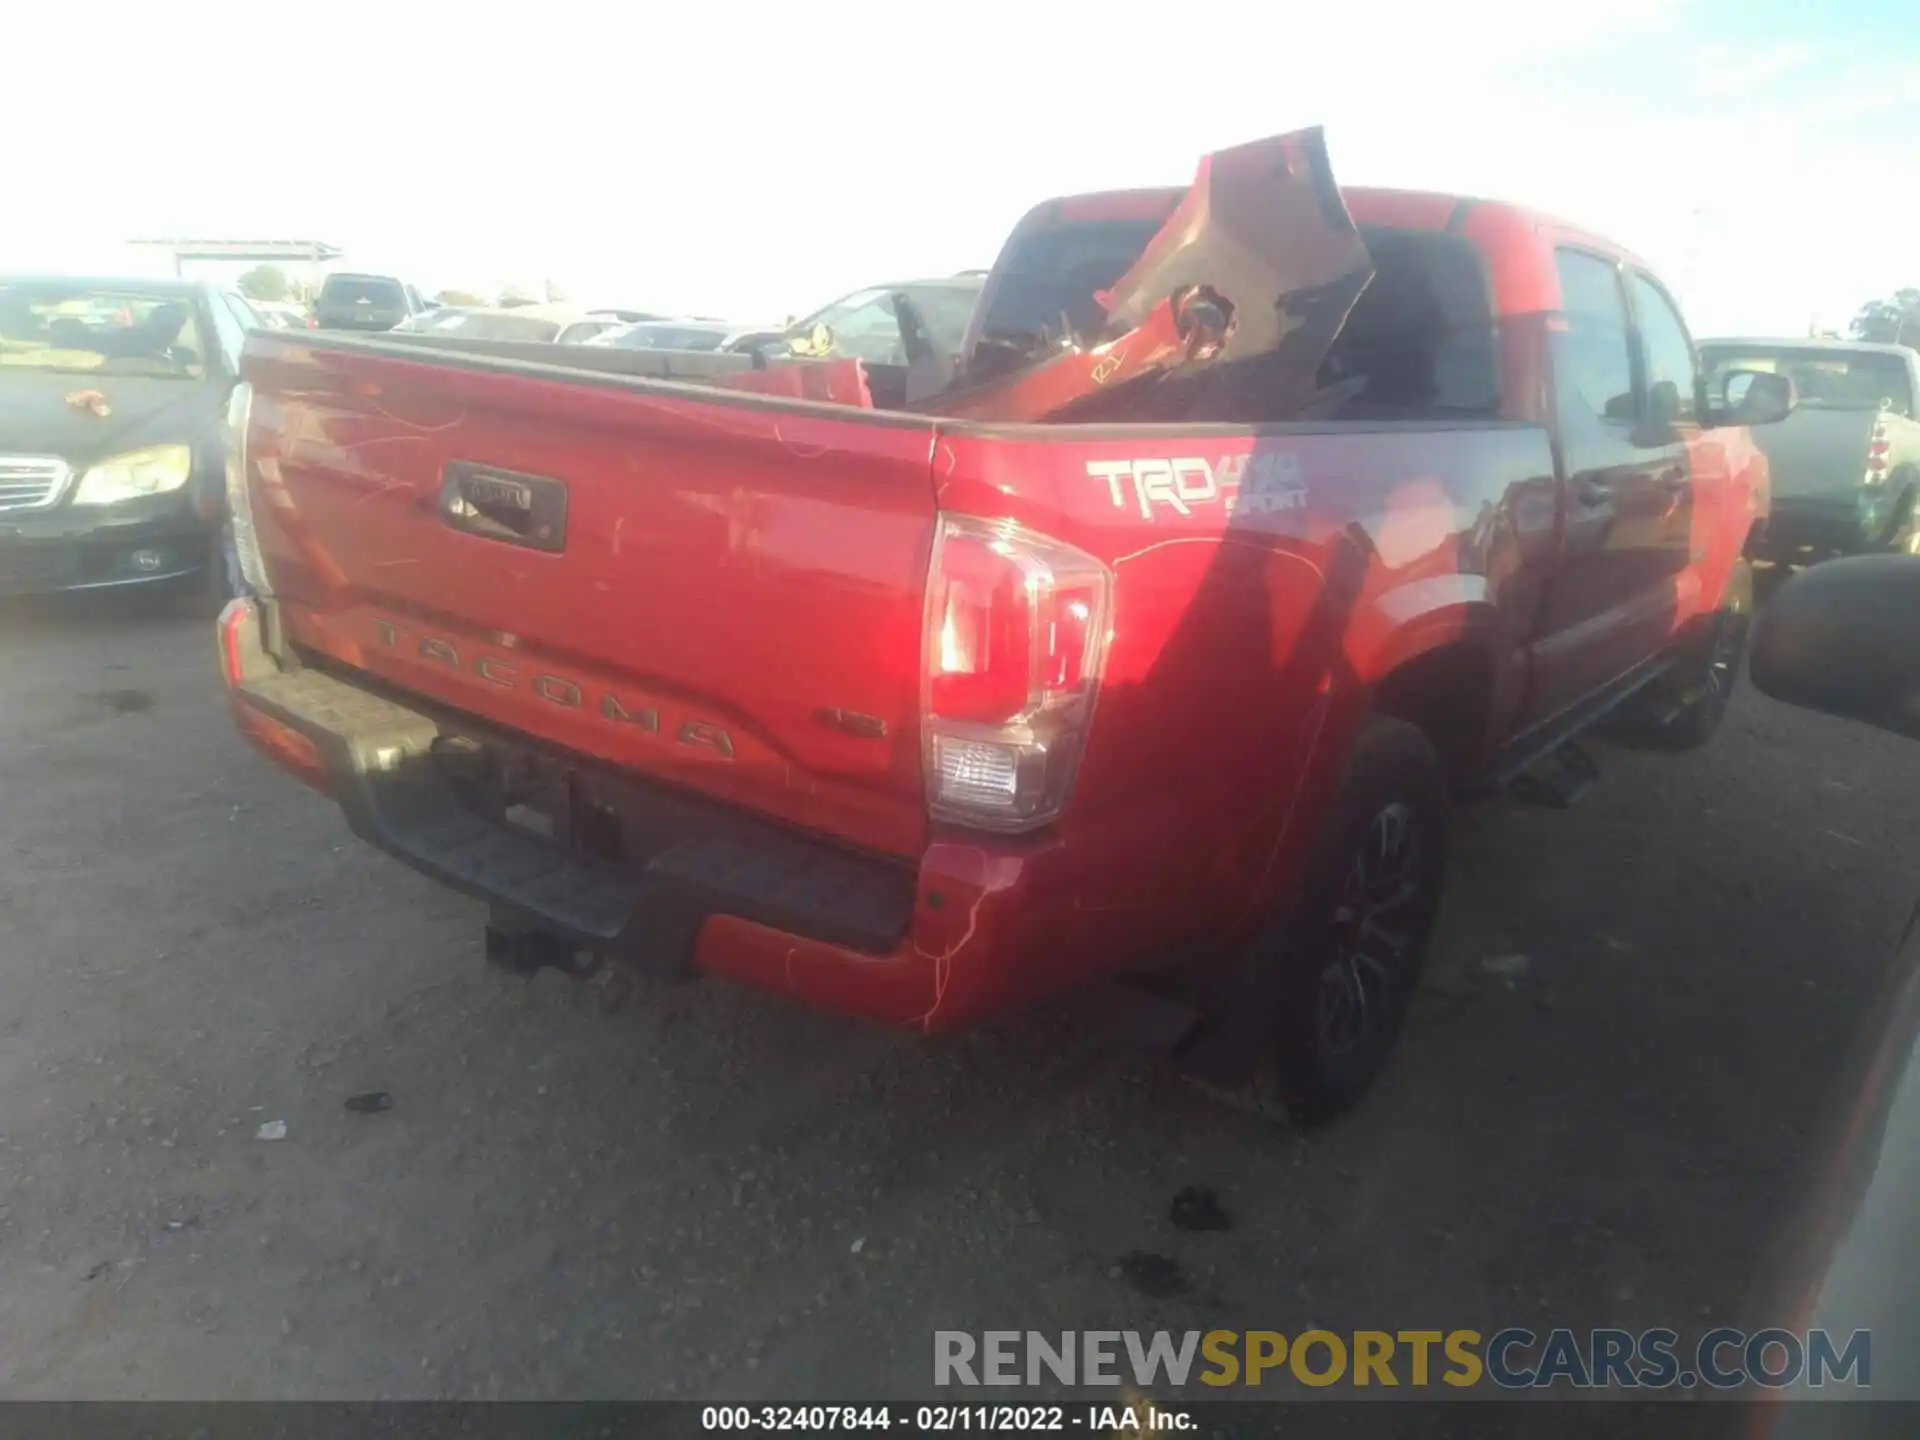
[1228,716,1450,1125]
[1618,559,1753,752]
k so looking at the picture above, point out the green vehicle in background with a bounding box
[1700,338,1920,562]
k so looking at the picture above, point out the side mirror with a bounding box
[1750,555,1920,740]
[1716,368,1796,426]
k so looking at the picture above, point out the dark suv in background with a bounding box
[312,273,434,333]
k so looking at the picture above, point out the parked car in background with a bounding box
[591,309,670,325]
[313,273,434,333]
[247,301,311,330]
[583,319,775,353]
[392,305,633,345]
[0,275,250,606]
[218,127,1793,1123]
[1700,338,1920,561]
[767,273,984,370]
[391,307,475,335]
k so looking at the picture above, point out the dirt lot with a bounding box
[0,594,1914,1420]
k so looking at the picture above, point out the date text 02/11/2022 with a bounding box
[699,1405,1191,1432]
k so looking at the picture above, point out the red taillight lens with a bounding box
[1867,422,1891,478]
[217,596,255,687]
[929,532,1033,723]
[923,515,1113,832]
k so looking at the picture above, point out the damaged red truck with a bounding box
[217,130,1794,1121]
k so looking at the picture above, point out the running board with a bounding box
[1509,741,1601,809]
[1464,654,1674,800]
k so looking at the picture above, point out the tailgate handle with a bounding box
[439,462,568,553]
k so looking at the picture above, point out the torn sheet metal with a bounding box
[927,292,1201,422]
[918,126,1374,424]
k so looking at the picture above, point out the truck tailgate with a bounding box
[241,336,940,859]
[1749,407,1876,498]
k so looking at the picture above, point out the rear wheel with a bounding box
[1226,717,1450,1125]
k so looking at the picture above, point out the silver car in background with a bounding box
[393,304,636,345]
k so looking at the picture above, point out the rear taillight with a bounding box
[922,515,1113,832]
[223,382,273,596]
[220,597,327,791]
[1865,415,1890,481]
[217,597,253,686]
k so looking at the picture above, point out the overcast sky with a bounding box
[7,0,1914,336]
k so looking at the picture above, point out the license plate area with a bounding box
[434,736,624,863]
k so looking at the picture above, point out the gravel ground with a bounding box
[0,594,1915,1424]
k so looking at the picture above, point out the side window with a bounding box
[1629,271,1698,424]
[1552,250,1635,424]
[205,293,249,372]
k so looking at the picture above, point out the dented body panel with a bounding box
[220,134,1767,1031]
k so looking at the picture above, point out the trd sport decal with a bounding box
[1086,454,1308,521]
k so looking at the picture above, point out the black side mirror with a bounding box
[1751,555,1920,740]
[1715,368,1796,427]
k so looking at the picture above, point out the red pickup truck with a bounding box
[216,130,1793,1122]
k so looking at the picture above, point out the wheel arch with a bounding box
[1367,636,1503,787]
[1345,577,1515,786]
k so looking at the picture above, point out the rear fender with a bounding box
[1350,574,1517,741]
[1231,579,1509,930]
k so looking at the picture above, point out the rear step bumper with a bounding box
[220,600,1183,1032]
[221,605,917,978]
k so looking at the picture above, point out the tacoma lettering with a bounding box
[371,620,712,754]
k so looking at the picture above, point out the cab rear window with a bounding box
[970,218,1165,372]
